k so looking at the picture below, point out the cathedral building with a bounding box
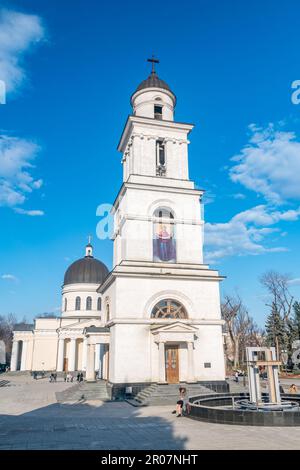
[11,61,227,397]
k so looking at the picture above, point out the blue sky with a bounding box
[0,0,300,325]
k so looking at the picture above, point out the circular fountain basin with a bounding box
[187,392,300,426]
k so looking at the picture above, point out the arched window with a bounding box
[75,296,81,311]
[86,296,92,310]
[97,297,102,311]
[106,304,110,322]
[151,299,187,319]
[64,298,67,312]
[153,208,176,263]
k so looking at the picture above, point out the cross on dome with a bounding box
[147,55,159,74]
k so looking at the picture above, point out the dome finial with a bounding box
[147,55,159,75]
[85,235,93,258]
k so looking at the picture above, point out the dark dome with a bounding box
[64,256,109,285]
[133,71,175,97]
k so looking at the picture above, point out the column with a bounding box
[56,338,65,372]
[102,345,108,380]
[20,341,28,371]
[69,338,76,371]
[98,344,104,379]
[82,337,87,371]
[10,341,19,371]
[158,342,166,383]
[187,342,195,383]
[86,343,96,381]
[95,343,100,372]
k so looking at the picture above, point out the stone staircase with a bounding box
[127,382,216,407]
[2,371,32,377]
[56,380,110,403]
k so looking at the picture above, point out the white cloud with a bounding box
[203,204,298,263]
[232,205,300,226]
[288,278,300,286]
[14,208,44,216]
[230,124,300,204]
[0,134,44,213]
[202,190,216,205]
[0,9,45,93]
[1,273,18,281]
[232,193,246,200]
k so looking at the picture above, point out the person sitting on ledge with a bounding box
[289,384,298,394]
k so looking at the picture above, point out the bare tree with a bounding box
[0,314,17,362]
[260,270,294,322]
[222,295,264,369]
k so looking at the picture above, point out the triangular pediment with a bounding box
[150,321,198,334]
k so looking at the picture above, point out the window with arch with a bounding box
[86,296,92,310]
[151,299,187,319]
[75,296,81,310]
[153,208,176,263]
[97,297,102,311]
[64,298,67,312]
[106,304,110,322]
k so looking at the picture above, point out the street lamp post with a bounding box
[281,350,288,375]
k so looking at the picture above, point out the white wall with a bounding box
[106,276,221,321]
[113,186,203,266]
[132,89,175,121]
[109,323,152,383]
[62,283,103,318]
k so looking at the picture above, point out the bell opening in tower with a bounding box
[156,139,166,176]
[154,104,163,120]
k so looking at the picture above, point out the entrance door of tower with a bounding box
[165,345,179,383]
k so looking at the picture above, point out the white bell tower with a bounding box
[100,59,226,390]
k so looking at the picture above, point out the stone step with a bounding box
[3,371,31,377]
[128,382,215,407]
[56,380,109,402]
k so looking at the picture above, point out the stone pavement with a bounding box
[1,375,300,450]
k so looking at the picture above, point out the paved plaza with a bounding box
[0,375,300,450]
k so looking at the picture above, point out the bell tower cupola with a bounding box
[131,56,176,121]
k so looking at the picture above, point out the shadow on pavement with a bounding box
[0,400,188,450]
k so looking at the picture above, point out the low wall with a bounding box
[188,393,300,426]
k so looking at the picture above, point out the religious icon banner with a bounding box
[153,221,176,262]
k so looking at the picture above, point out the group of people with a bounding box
[63,372,84,382]
[77,372,84,382]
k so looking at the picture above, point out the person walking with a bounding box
[80,372,84,382]
[235,371,239,383]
